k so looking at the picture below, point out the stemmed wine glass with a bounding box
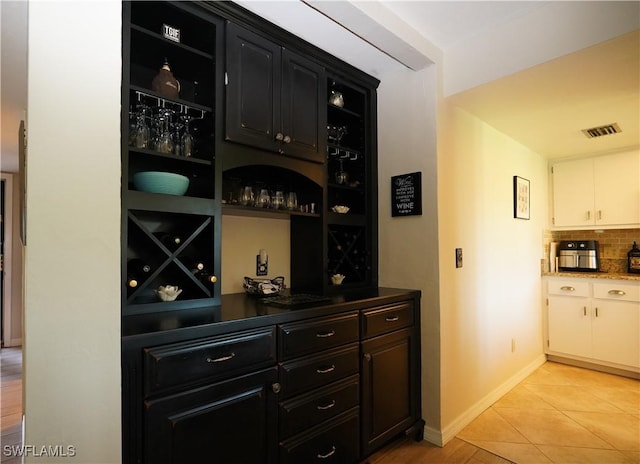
[156,108,174,154]
[180,114,194,158]
[172,118,183,157]
[134,104,150,149]
[335,159,348,185]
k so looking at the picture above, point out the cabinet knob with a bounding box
[275,132,284,141]
[271,382,281,394]
[283,135,291,144]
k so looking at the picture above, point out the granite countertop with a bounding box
[542,271,640,282]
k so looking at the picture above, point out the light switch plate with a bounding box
[455,248,463,268]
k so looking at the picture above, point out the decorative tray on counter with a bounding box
[243,276,286,296]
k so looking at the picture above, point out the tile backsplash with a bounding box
[543,228,640,273]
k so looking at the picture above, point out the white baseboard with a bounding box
[433,354,547,446]
[423,425,443,447]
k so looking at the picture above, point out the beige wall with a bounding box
[221,215,291,294]
[377,65,442,438]
[25,2,122,462]
[436,101,548,441]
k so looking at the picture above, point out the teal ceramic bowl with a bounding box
[133,171,189,196]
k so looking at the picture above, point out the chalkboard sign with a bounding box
[391,172,422,217]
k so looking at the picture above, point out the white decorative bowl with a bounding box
[332,205,350,214]
[155,285,183,302]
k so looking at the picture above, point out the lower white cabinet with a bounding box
[546,278,640,371]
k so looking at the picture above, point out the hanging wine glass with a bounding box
[181,115,194,158]
[335,159,348,185]
[128,106,138,147]
[156,108,173,154]
[134,104,150,149]
[172,117,183,157]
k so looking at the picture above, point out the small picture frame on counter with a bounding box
[513,175,530,220]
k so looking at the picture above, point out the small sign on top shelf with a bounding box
[162,24,181,43]
[391,172,422,217]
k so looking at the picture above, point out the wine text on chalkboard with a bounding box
[391,172,422,217]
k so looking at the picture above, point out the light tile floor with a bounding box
[457,361,640,464]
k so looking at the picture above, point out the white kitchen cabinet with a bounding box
[592,282,640,368]
[547,280,592,359]
[546,277,640,371]
[551,150,640,229]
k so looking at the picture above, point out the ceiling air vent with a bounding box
[582,123,621,138]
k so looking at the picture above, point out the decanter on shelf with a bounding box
[152,58,180,99]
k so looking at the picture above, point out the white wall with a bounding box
[444,1,640,97]
[25,2,121,462]
[436,101,548,442]
[377,65,442,437]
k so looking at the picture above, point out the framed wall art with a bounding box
[513,175,530,220]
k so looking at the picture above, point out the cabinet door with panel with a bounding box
[552,158,594,228]
[225,22,325,163]
[144,367,278,464]
[360,302,421,456]
[593,151,640,227]
[592,281,640,368]
[547,295,593,359]
[547,279,593,359]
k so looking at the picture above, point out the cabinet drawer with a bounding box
[279,375,359,438]
[547,280,590,297]
[593,282,640,302]
[144,327,276,396]
[279,312,359,360]
[279,344,359,398]
[279,408,359,464]
[361,302,414,338]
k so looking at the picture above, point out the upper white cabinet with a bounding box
[552,150,640,229]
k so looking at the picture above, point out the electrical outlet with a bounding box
[455,248,463,268]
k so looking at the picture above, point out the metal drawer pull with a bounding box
[595,307,599,317]
[316,330,336,338]
[583,306,587,316]
[317,446,336,459]
[560,286,575,291]
[608,290,626,296]
[206,352,235,363]
[316,365,336,374]
[317,400,336,410]
[385,315,400,322]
